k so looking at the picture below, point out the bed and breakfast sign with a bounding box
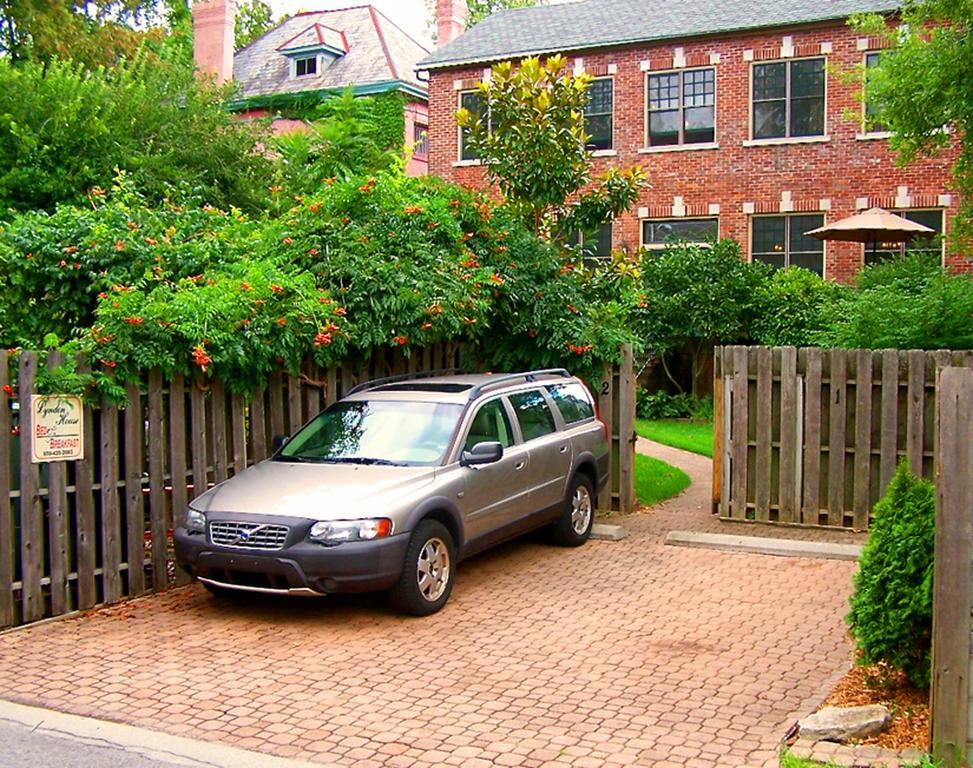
[30,395,84,462]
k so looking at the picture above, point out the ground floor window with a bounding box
[864,209,944,265]
[642,217,718,249]
[567,222,613,261]
[751,214,825,276]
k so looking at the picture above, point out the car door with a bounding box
[455,397,530,543]
[507,388,572,514]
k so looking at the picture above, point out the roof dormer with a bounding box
[277,23,348,78]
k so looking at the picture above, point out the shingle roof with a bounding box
[235,5,429,102]
[417,0,901,70]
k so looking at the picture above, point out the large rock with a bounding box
[799,705,891,743]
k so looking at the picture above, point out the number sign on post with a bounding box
[30,395,85,463]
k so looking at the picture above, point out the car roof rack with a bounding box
[467,369,571,400]
[345,368,466,396]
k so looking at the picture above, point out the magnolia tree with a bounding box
[456,55,645,240]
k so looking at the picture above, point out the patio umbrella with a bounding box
[804,207,936,255]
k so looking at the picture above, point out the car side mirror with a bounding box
[461,441,503,467]
[272,434,289,452]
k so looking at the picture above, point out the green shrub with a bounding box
[817,254,973,350]
[847,461,935,688]
[750,267,837,347]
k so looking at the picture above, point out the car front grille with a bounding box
[209,521,289,550]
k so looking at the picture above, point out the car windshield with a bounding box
[275,400,463,466]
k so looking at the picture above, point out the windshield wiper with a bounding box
[318,456,406,466]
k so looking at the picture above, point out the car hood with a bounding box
[190,460,438,520]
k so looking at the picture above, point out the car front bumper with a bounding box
[174,520,410,596]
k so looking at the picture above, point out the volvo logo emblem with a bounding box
[232,525,266,545]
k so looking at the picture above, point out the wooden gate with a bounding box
[714,345,973,530]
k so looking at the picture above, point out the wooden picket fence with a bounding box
[931,367,973,768]
[713,345,973,530]
[0,343,635,629]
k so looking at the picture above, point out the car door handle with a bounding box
[558,445,568,453]
[515,461,526,470]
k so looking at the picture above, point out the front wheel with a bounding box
[388,520,455,616]
[550,474,595,547]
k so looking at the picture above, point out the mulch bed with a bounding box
[823,662,929,751]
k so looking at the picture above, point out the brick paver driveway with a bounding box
[0,443,861,768]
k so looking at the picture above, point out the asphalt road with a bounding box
[0,719,204,768]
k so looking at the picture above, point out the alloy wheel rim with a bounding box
[571,485,592,535]
[417,537,450,602]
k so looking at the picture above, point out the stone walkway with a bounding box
[0,442,861,767]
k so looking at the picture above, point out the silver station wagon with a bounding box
[175,369,610,615]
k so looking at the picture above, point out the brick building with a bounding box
[418,0,967,282]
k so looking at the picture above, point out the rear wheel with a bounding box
[389,520,455,616]
[550,474,594,547]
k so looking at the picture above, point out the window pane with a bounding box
[905,209,943,235]
[509,390,557,442]
[460,91,485,161]
[585,114,612,150]
[684,105,714,143]
[586,78,613,115]
[753,63,786,100]
[578,222,612,260]
[790,59,825,98]
[753,101,786,139]
[648,73,680,110]
[649,110,680,145]
[547,383,595,424]
[682,68,715,107]
[790,97,825,136]
[789,250,824,276]
[788,214,824,274]
[752,216,786,257]
[296,57,316,76]
[464,400,513,450]
[643,218,718,246]
[413,123,428,156]
[864,52,884,131]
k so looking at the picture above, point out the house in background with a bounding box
[419,0,967,281]
[192,0,431,175]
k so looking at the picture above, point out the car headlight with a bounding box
[308,519,392,545]
[186,508,206,534]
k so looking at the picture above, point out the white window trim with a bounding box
[644,65,718,149]
[639,216,720,250]
[585,75,615,153]
[748,212,828,280]
[748,55,828,143]
[859,50,890,140]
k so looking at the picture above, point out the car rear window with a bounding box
[508,390,557,442]
[546,382,595,424]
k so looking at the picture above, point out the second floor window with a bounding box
[584,78,613,151]
[647,67,715,146]
[863,52,886,133]
[295,56,317,77]
[752,58,825,140]
[459,91,488,161]
[751,214,825,275]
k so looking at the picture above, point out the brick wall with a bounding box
[426,21,967,282]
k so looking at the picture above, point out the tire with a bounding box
[388,520,455,616]
[550,473,595,547]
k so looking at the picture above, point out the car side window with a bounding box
[508,390,557,442]
[463,399,514,451]
[546,382,595,424]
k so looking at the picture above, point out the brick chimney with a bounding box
[192,0,236,85]
[436,0,468,47]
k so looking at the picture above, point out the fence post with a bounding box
[931,367,973,767]
[617,343,635,514]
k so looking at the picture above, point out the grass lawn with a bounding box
[635,418,714,458]
[634,452,691,507]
